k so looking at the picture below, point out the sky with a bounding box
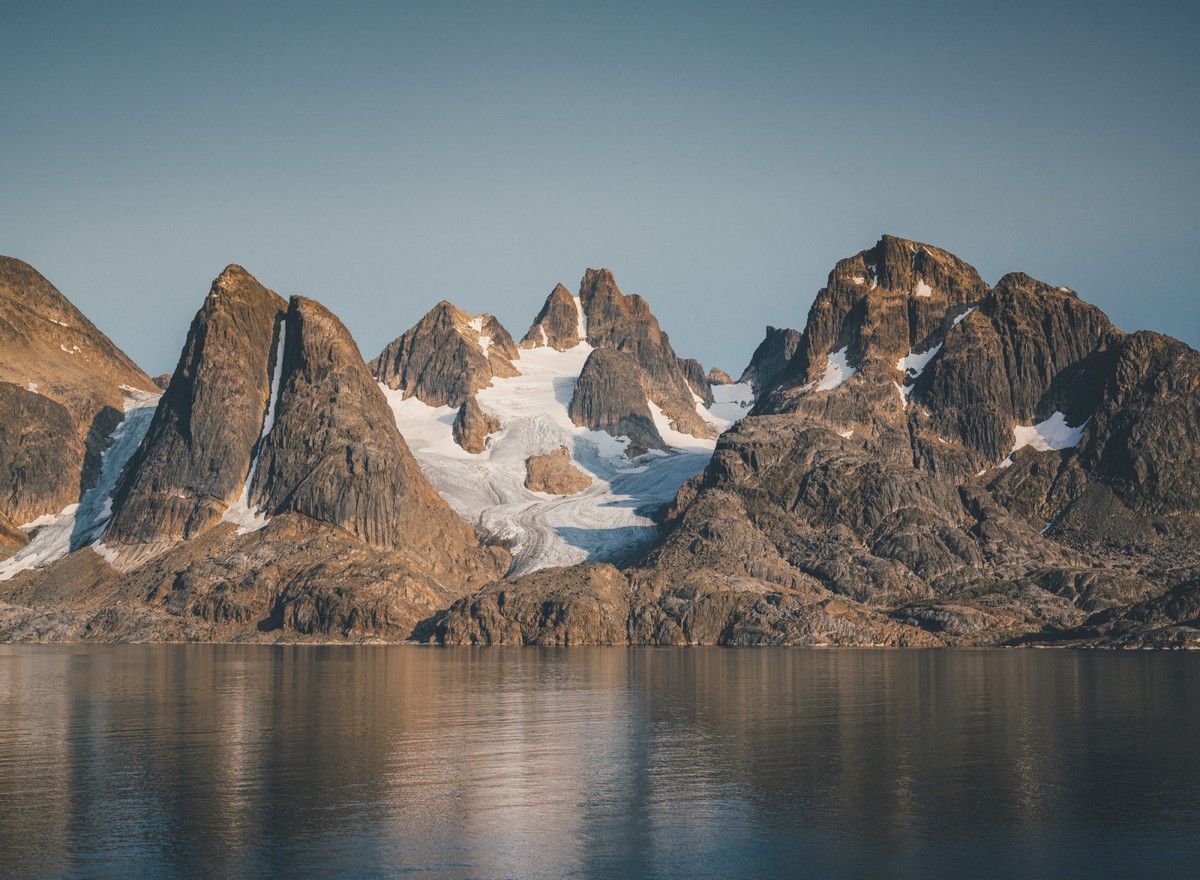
[2,0,1197,376]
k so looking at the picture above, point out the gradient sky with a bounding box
[2,0,1196,376]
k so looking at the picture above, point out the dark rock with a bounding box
[371,301,519,408]
[452,395,500,454]
[568,348,666,457]
[524,448,591,495]
[429,564,631,645]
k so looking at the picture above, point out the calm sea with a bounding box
[0,646,1197,879]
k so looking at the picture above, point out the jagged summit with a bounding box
[371,300,520,408]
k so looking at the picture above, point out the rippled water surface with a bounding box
[1,646,1198,878]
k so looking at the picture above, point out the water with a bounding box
[1,647,1198,879]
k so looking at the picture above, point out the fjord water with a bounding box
[1,648,1197,879]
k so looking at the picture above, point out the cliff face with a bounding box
[251,296,477,551]
[0,256,153,531]
[370,301,520,408]
[433,236,1200,648]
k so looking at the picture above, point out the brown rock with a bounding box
[568,348,665,457]
[452,395,500,454]
[707,367,735,386]
[520,283,582,350]
[524,448,591,495]
[578,268,715,433]
[252,295,479,552]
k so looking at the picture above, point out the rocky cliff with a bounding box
[103,266,288,565]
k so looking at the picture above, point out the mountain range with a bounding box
[2,236,1197,648]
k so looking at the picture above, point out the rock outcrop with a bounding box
[371,301,520,408]
[452,395,499,454]
[0,256,153,527]
[568,348,665,457]
[707,368,735,386]
[524,448,591,495]
[251,296,478,551]
[520,284,582,350]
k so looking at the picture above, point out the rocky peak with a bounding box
[574,268,714,436]
[371,300,520,408]
[103,266,288,565]
[250,296,478,551]
[521,283,583,350]
[569,348,666,457]
[707,367,734,386]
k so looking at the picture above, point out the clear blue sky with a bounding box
[2,0,1196,375]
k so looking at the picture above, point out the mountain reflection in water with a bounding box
[1,646,1198,879]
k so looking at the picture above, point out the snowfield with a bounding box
[384,340,752,576]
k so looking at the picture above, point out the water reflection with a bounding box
[1,647,1198,878]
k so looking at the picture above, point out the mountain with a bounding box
[4,239,1198,648]
[430,236,1200,648]
[0,256,155,563]
[0,265,508,640]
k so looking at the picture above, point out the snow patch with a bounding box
[574,296,588,339]
[896,343,943,398]
[538,325,549,347]
[851,276,865,286]
[705,382,754,430]
[895,382,908,410]
[0,387,160,581]
[838,429,854,439]
[25,382,37,393]
[868,265,878,290]
[814,347,856,392]
[914,279,933,298]
[952,306,976,327]
[50,318,69,327]
[59,344,80,355]
[1010,412,1089,455]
